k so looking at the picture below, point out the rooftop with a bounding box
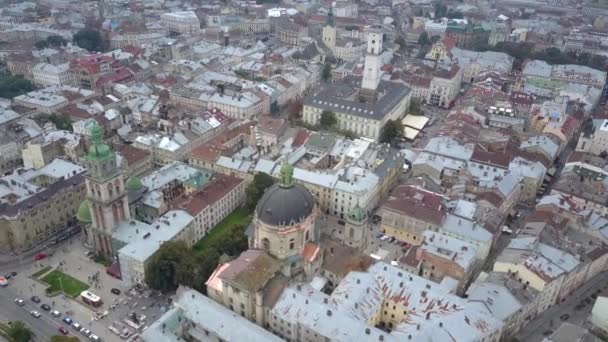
[304,76,410,121]
[143,286,283,342]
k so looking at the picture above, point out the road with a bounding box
[517,271,608,341]
[0,285,60,341]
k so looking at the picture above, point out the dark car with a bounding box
[10,272,17,277]
[63,317,73,325]
[543,330,553,336]
[111,288,121,295]
[41,304,51,311]
[560,314,570,321]
[337,220,345,226]
[4,273,12,280]
[58,327,68,335]
[31,296,41,303]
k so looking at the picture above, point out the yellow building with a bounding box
[0,159,86,251]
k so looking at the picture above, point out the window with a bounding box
[305,230,310,241]
[262,238,270,251]
[289,238,295,250]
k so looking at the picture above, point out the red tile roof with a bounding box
[381,185,446,226]
[292,129,310,147]
[115,144,151,167]
[176,174,244,216]
[471,146,512,168]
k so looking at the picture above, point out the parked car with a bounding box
[59,327,69,335]
[111,288,121,295]
[337,219,345,226]
[30,311,41,318]
[10,272,16,277]
[34,253,47,261]
[80,328,91,336]
[41,304,51,311]
[4,273,12,280]
[72,322,82,331]
[63,317,73,325]
[560,314,570,321]
[31,296,40,303]
[15,298,24,306]
[89,334,102,342]
[51,310,61,317]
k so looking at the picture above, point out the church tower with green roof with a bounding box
[83,123,130,255]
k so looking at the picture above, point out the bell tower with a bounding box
[361,29,384,101]
[83,123,130,255]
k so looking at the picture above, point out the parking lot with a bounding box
[2,237,168,342]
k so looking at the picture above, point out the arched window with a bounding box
[305,230,310,241]
[114,179,121,194]
[289,238,295,250]
[262,238,270,251]
[107,183,113,197]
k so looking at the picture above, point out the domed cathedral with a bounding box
[252,163,320,277]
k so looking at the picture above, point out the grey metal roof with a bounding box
[256,183,314,226]
[303,76,410,120]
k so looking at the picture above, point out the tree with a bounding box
[246,172,275,210]
[0,74,35,99]
[409,99,424,115]
[395,36,406,51]
[286,100,303,123]
[321,62,331,81]
[50,336,80,342]
[73,29,105,52]
[34,40,49,50]
[144,241,195,293]
[417,32,431,46]
[320,110,337,128]
[46,35,68,47]
[48,114,73,131]
[434,3,447,17]
[379,119,403,144]
[6,321,34,342]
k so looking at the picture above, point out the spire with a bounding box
[85,122,113,161]
[279,162,294,188]
[326,5,334,27]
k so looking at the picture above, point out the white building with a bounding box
[576,119,608,156]
[32,63,72,87]
[270,262,504,341]
[161,11,200,34]
[142,286,284,342]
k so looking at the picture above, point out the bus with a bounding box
[81,291,103,307]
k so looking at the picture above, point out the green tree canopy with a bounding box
[321,62,332,81]
[46,35,68,47]
[379,119,404,144]
[409,99,424,115]
[246,172,275,210]
[0,74,35,99]
[6,321,34,342]
[417,31,430,46]
[320,110,337,128]
[34,40,49,50]
[144,241,196,293]
[73,29,105,52]
[48,114,73,131]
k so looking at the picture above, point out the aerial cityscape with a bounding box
[1,0,608,341]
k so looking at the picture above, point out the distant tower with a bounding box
[322,6,336,48]
[83,124,130,256]
[343,205,369,250]
[361,29,384,100]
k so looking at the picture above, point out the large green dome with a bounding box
[348,205,367,223]
[76,200,92,223]
[126,176,143,191]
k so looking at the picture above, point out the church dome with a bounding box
[348,205,367,223]
[126,176,143,191]
[255,163,315,227]
[76,200,92,223]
